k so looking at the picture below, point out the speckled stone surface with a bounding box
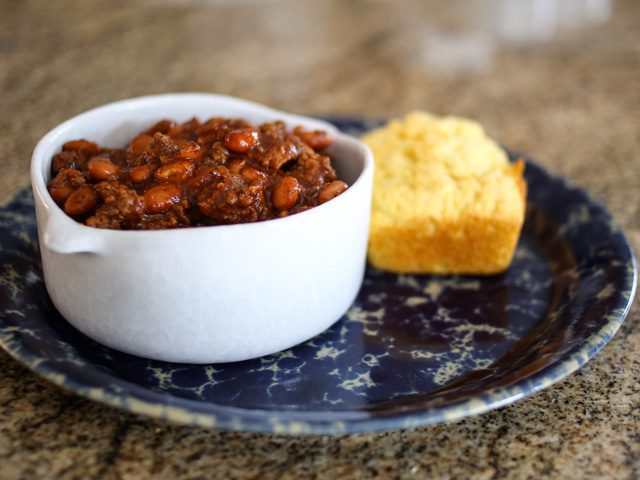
[0,0,639,478]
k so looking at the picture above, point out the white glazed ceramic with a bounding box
[31,93,374,363]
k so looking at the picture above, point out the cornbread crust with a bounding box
[363,112,527,275]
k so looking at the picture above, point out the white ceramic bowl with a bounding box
[31,93,374,363]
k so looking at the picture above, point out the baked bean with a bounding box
[176,139,202,160]
[64,186,97,216]
[201,117,224,132]
[156,160,195,182]
[143,183,183,214]
[62,139,100,155]
[88,156,119,181]
[50,183,75,205]
[129,164,156,184]
[224,129,258,153]
[272,176,301,211]
[294,127,333,150]
[167,124,183,137]
[48,168,87,205]
[146,120,175,135]
[318,180,348,204]
[130,134,154,155]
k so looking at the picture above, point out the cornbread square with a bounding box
[362,112,527,275]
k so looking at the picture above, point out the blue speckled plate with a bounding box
[0,119,636,434]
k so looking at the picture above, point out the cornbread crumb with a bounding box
[362,111,526,274]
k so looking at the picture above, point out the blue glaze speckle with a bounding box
[0,118,635,434]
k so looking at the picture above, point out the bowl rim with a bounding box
[30,93,374,241]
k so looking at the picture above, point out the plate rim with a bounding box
[0,127,636,434]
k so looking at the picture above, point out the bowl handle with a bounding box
[43,214,104,254]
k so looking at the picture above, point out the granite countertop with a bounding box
[1,0,638,478]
